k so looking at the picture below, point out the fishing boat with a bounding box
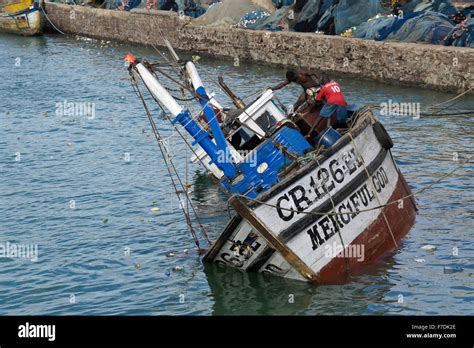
[0,0,44,36]
[126,52,417,284]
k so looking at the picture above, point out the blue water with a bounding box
[0,33,473,315]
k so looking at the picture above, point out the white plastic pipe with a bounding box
[136,63,183,117]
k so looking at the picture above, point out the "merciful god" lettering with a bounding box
[306,166,389,251]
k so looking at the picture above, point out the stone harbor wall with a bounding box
[44,3,474,93]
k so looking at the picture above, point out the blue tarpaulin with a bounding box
[386,12,453,44]
[354,11,454,45]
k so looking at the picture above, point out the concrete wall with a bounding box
[44,3,474,93]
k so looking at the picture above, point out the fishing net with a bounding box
[387,11,454,44]
[236,9,272,28]
[244,7,290,30]
[192,0,274,26]
[353,11,424,40]
[334,0,386,34]
[444,18,474,47]
[411,0,457,16]
[354,11,454,44]
[290,0,334,32]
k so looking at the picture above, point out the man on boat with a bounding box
[311,77,348,127]
[271,70,321,110]
[160,0,179,11]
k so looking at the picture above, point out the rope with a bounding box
[230,155,472,218]
[426,86,474,110]
[132,75,211,250]
[367,86,474,117]
[348,132,398,248]
[40,6,66,35]
[313,150,351,276]
[133,70,213,244]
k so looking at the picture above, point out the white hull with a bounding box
[204,113,417,283]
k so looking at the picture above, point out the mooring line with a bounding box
[132,75,211,249]
[348,132,398,248]
[231,155,472,218]
[40,6,66,35]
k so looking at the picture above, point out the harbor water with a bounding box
[0,33,473,315]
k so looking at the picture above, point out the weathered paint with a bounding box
[0,0,44,36]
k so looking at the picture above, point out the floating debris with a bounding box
[42,111,48,117]
[134,262,141,269]
[150,207,160,213]
[443,266,463,274]
[166,252,176,258]
[173,266,184,272]
[414,258,426,263]
[165,271,171,277]
[102,218,108,224]
[183,249,189,254]
[421,245,437,251]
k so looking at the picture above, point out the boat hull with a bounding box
[204,113,417,283]
[0,7,44,36]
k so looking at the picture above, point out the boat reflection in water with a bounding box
[203,254,396,315]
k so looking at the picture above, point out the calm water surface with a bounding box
[0,33,473,315]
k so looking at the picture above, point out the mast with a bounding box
[185,62,238,167]
[130,57,238,179]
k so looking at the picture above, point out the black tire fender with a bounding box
[373,121,393,149]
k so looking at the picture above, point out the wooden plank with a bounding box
[230,196,320,283]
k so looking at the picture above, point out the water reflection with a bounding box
[204,254,397,315]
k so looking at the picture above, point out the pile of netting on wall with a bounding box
[351,1,474,47]
[225,0,474,48]
[235,0,386,34]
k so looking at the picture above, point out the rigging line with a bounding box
[348,132,398,248]
[148,60,301,159]
[40,6,66,35]
[134,80,200,243]
[426,86,474,110]
[314,151,352,277]
[133,78,205,250]
[143,8,187,76]
[135,73,212,244]
[191,61,237,101]
[231,155,472,217]
[417,110,474,116]
[147,63,205,102]
[136,73,226,184]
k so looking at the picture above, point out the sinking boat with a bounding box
[0,0,44,36]
[127,54,417,284]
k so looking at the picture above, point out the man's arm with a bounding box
[270,80,290,91]
[293,91,307,110]
[316,87,325,102]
